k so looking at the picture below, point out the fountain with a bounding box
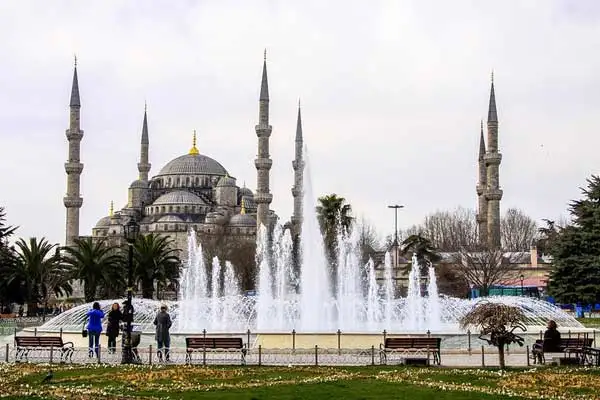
[38,149,585,340]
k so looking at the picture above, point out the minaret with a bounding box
[484,72,503,249]
[476,120,488,247]
[254,51,273,229]
[291,100,304,236]
[137,103,151,181]
[64,58,84,246]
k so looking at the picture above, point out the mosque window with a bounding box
[176,177,181,186]
[186,177,190,186]
[184,206,188,213]
[167,178,172,187]
[195,177,200,186]
[176,206,180,213]
[169,206,173,213]
[161,206,165,213]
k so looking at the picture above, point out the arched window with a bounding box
[186,177,190,186]
[167,178,172,187]
[176,206,180,213]
[176,177,181,186]
[169,206,173,213]
[195,177,200,186]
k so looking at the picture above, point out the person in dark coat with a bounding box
[153,305,172,361]
[106,303,122,354]
[533,320,562,363]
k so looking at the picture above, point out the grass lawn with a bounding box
[2,363,600,400]
[577,317,600,328]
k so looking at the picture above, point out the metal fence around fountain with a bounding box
[3,327,596,367]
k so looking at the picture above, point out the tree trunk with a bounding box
[142,280,154,299]
[497,344,506,369]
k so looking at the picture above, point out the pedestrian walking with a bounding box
[106,303,122,354]
[86,302,105,358]
[153,305,172,361]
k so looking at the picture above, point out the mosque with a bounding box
[63,55,304,251]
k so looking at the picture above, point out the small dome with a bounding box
[158,215,184,223]
[129,180,148,189]
[239,187,253,197]
[241,195,256,209]
[95,216,111,227]
[157,153,227,176]
[153,191,206,206]
[217,175,236,187]
[229,213,256,227]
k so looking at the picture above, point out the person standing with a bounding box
[153,305,172,361]
[106,303,122,354]
[86,302,105,358]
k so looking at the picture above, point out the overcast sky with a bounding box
[1,0,599,246]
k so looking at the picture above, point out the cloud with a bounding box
[1,0,599,245]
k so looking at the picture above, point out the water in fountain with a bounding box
[38,151,587,335]
[427,263,442,331]
[405,255,423,330]
[298,147,333,331]
[336,225,363,331]
[383,252,394,329]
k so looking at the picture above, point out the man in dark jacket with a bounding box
[154,305,172,361]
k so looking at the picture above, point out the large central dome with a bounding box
[157,153,228,176]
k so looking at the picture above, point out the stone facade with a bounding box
[254,55,273,229]
[61,56,310,255]
[291,103,304,237]
[477,77,503,249]
[64,65,84,246]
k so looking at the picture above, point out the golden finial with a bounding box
[74,54,78,68]
[241,198,246,215]
[109,201,114,217]
[263,48,267,61]
[189,130,199,155]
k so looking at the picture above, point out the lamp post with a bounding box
[121,219,139,364]
[519,273,524,297]
[387,205,404,267]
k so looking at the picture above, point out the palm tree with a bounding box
[316,194,353,265]
[400,234,441,267]
[0,207,18,310]
[62,237,124,302]
[459,302,526,369]
[8,238,72,317]
[132,234,181,299]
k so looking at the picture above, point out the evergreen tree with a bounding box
[547,175,600,304]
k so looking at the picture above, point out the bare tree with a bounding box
[398,207,478,252]
[201,232,256,292]
[501,208,537,251]
[435,264,470,298]
[356,218,380,264]
[454,249,517,296]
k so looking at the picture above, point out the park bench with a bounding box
[532,337,593,364]
[185,337,246,365]
[379,337,441,365]
[582,346,600,366]
[15,336,74,363]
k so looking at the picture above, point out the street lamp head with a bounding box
[124,219,140,243]
[387,204,405,209]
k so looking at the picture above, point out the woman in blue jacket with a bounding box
[86,302,105,357]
